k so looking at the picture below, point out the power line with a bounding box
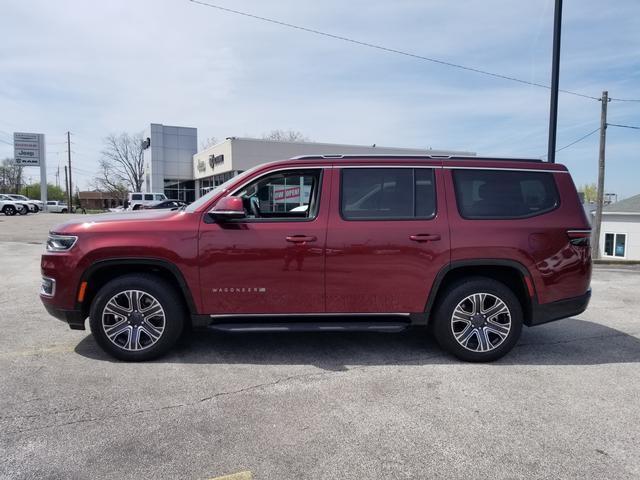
[608,122,640,130]
[189,0,602,101]
[541,126,600,158]
[610,97,640,103]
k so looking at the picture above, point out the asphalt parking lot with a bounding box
[1,213,639,479]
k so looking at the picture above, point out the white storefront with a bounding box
[192,136,473,198]
[597,194,640,260]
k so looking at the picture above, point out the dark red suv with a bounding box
[41,155,591,362]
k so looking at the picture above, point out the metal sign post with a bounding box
[13,132,47,208]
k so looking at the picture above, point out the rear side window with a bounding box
[144,194,154,201]
[453,169,559,219]
[341,168,436,220]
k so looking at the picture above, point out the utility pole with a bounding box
[67,131,73,209]
[64,165,69,205]
[592,91,609,260]
[547,0,563,163]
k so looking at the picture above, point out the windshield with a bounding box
[185,166,260,212]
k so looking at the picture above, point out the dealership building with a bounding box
[141,123,472,201]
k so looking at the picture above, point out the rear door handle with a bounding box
[409,234,441,242]
[286,235,317,243]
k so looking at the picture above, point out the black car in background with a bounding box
[143,200,188,210]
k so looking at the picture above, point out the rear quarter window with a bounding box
[131,194,142,200]
[452,169,559,219]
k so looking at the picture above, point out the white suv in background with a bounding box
[0,194,29,215]
[127,192,167,210]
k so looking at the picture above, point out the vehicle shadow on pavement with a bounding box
[74,317,640,369]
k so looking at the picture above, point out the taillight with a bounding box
[567,230,591,247]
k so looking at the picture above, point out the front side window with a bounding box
[453,169,559,219]
[341,168,436,220]
[233,169,322,220]
[604,233,626,257]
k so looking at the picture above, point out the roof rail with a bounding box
[289,154,543,163]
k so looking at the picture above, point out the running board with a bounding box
[207,321,410,333]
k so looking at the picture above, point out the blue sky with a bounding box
[1,0,638,196]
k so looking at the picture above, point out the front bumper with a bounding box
[42,303,86,330]
[529,289,591,326]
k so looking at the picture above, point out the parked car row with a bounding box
[0,195,72,215]
[0,194,40,215]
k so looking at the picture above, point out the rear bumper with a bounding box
[529,289,591,326]
[43,303,86,330]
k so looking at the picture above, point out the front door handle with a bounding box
[286,235,317,243]
[409,233,441,242]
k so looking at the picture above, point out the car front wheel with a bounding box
[432,277,523,362]
[89,274,185,361]
[3,205,16,216]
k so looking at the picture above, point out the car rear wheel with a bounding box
[89,274,185,361]
[432,277,523,362]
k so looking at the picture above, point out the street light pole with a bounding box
[547,0,563,163]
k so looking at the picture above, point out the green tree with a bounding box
[20,183,66,201]
[579,183,597,203]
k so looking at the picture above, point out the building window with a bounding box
[198,170,244,198]
[164,179,196,202]
[604,233,626,258]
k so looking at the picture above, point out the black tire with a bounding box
[61,208,68,213]
[3,205,16,216]
[89,274,185,361]
[432,277,523,362]
[18,205,28,215]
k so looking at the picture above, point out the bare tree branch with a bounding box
[200,136,218,150]
[99,132,145,192]
[261,129,309,142]
[0,158,24,194]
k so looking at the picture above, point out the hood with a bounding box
[51,209,183,233]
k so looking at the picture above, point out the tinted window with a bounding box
[132,194,142,200]
[453,169,559,219]
[341,168,436,220]
[144,194,154,200]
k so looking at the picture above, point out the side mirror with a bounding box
[208,196,246,221]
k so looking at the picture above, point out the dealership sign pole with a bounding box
[13,132,47,207]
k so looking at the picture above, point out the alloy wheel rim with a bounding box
[101,290,166,351]
[450,293,511,352]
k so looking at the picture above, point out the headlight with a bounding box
[46,234,78,252]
